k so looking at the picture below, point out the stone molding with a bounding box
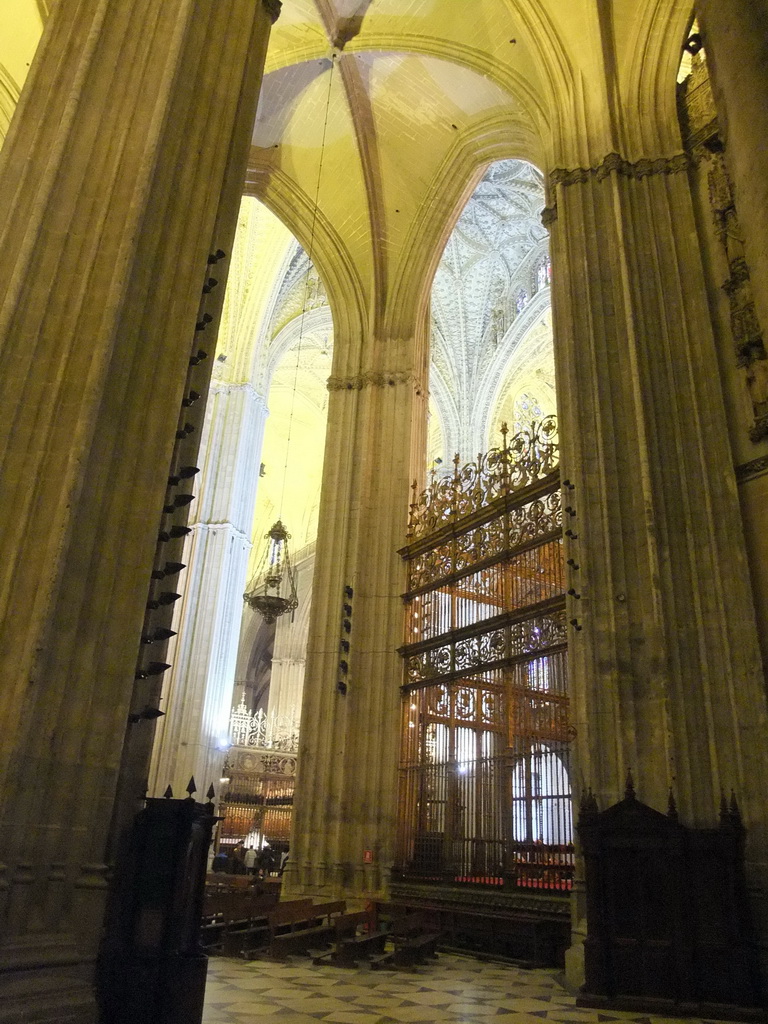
[544,152,690,228]
[190,521,251,542]
[262,0,282,24]
[736,454,768,484]
[209,378,267,405]
[327,370,426,394]
[550,151,689,189]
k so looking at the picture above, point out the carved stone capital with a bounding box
[550,152,689,190]
[541,204,558,228]
[262,0,282,24]
[327,370,426,394]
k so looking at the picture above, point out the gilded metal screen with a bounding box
[217,704,298,852]
[396,419,573,890]
[219,775,294,849]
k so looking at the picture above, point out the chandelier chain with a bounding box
[278,52,336,518]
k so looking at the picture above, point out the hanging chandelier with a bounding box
[243,520,298,624]
[244,55,336,628]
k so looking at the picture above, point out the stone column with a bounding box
[0,1,278,1020]
[149,380,269,799]
[265,547,315,738]
[266,657,305,734]
[283,355,429,902]
[546,153,768,983]
[696,0,768,340]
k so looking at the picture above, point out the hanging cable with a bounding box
[245,52,336,624]
[278,51,336,519]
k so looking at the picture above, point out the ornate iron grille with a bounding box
[397,418,573,891]
[219,772,295,849]
[217,699,297,851]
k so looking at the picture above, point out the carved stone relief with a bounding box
[679,51,768,444]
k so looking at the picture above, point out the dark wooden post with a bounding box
[99,784,217,1024]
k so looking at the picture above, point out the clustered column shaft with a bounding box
[0,1,278,1019]
[284,360,428,902]
[149,382,270,801]
[547,155,768,981]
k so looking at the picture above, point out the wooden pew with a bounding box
[205,873,251,890]
[235,898,313,960]
[371,909,440,969]
[313,908,388,967]
[266,900,347,960]
[201,891,244,952]
[220,894,291,957]
[200,890,280,954]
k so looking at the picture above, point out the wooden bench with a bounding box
[220,894,292,957]
[371,910,440,969]
[236,898,314,960]
[313,909,388,967]
[206,872,251,890]
[266,900,347,960]
[200,890,280,955]
[201,891,246,952]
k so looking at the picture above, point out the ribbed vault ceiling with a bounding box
[249,0,551,334]
[430,159,552,460]
[242,155,554,562]
[248,0,692,339]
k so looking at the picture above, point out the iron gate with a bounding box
[396,418,573,890]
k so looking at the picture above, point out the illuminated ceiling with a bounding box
[0,0,45,142]
[244,0,689,345]
[242,0,684,508]
[247,0,547,335]
[240,153,555,564]
[430,159,551,461]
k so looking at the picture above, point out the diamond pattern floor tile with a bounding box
[202,953,735,1024]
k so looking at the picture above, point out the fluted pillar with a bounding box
[547,153,768,981]
[283,354,429,902]
[696,0,768,339]
[0,0,278,1020]
[149,380,269,799]
[266,549,315,736]
[266,659,305,731]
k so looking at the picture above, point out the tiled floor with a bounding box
[202,953,727,1024]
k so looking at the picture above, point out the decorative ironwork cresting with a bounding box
[217,697,298,850]
[407,416,559,540]
[396,418,573,892]
[229,696,299,753]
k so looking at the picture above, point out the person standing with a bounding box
[244,846,257,875]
